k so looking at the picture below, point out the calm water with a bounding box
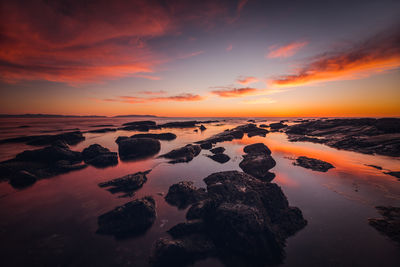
[0,117,399,267]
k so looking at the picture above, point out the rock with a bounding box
[243,143,271,155]
[199,125,206,131]
[119,121,160,131]
[384,171,400,180]
[207,153,230,164]
[286,118,400,157]
[269,123,287,131]
[210,147,225,154]
[239,143,276,181]
[294,156,334,172]
[122,120,156,127]
[87,128,117,133]
[160,121,197,128]
[90,124,114,127]
[0,131,85,146]
[130,133,177,141]
[199,142,212,149]
[247,119,256,123]
[82,144,118,167]
[16,144,82,163]
[247,128,269,137]
[99,170,150,196]
[194,129,198,132]
[165,181,207,209]
[368,206,400,244]
[9,170,37,188]
[152,171,307,266]
[115,136,128,144]
[366,164,382,170]
[118,138,161,160]
[96,196,156,238]
[259,124,268,128]
[160,144,201,163]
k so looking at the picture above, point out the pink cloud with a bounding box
[236,76,259,85]
[267,41,308,58]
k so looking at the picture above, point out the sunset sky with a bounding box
[0,0,399,117]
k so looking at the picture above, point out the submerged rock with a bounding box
[160,144,201,163]
[131,133,177,141]
[294,156,334,172]
[97,196,156,238]
[152,171,307,266]
[118,138,161,160]
[239,143,276,181]
[82,144,118,167]
[99,170,151,197]
[207,153,230,164]
[165,181,207,209]
[210,147,225,154]
[368,206,400,244]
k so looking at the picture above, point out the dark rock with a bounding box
[294,156,334,172]
[194,129,198,132]
[82,144,118,167]
[259,124,268,128]
[131,133,177,141]
[160,121,197,128]
[87,128,117,133]
[207,153,230,164]
[366,164,383,170]
[16,145,82,163]
[239,143,276,181]
[115,136,129,144]
[97,196,156,238]
[384,171,400,180]
[247,119,256,123]
[160,144,201,163]
[269,123,287,131]
[210,147,225,154]
[122,120,156,127]
[118,138,161,160]
[90,124,114,127]
[0,131,85,146]
[243,143,271,155]
[199,125,206,131]
[118,125,150,131]
[99,170,150,196]
[9,170,37,188]
[280,120,289,123]
[165,181,207,209]
[248,128,269,137]
[167,220,205,238]
[199,142,212,149]
[368,206,400,244]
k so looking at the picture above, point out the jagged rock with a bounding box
[239,143,276,181]
[210,147,225,154]
[130,133,177,141]
[199,125,206,131]
[99,170,151,196]
[165,181,207,209]
[118,138,161,160]
[160,144,201,163]
[96,196,156,238]
[294,156,334,172]
[82,144,118,167]
[368,206,400,244]
[207,153,230,164]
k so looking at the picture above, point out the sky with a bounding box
[0,0,399,117]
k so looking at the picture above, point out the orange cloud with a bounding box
[99,93,204,104]
[138,90,167,95]
[211,87,259,97]
[236,76,259,85]
[267,41,308,58]
[270,28,400,87]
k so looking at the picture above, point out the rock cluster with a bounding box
[239,143,276,182]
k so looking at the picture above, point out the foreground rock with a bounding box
[207,153,230,164]
[97,196,156,238]
[165,181,207,209]
[0,143,86,188]
[131,133,177,141]
[239,143,276,181]
[368,206,400,244]
[286,118,400,157]
[82,144,118,167]
[160,144,201,163]
[294,156,334,172]
[0,131,85,146]
[118,137,161,160]
[99,170,151,197]
[151,171,307,266]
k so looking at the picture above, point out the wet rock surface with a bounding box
[97,196,156,239]
[118,137,161,160]
[368,206,400,244]
[286,118,400,157]
[82,144,118,167]
[160,121,197,128]
[294,156,335,172]
[210,147,225,154]
[130,133,177,141]
[119,120,160,131]
[152,171,307,266]
[207,153,230,164]
[160,144,201,163]
[87,128,117,133]
[239,143,276,182]
[269,122,287,131]
[98,170,151,197]
[0,131,85,146]
[165,181,207,209]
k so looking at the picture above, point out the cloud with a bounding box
[0,0,230,84]
[270,27,400,88]
[236,76,259,85]
[226,44,233,51]
[98,93,204,104]
[242,97,277,104]
[138,90,167,95]
[267,41,308,58]
[211,87,259,97]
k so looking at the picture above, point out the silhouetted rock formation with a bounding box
[97,196,156,239]
[87,128,117,133]
[82,144,118,167]
[160,144,201,163]
[384,171,400,180]
[239,143,276,182]
[118,138,161,160]
[165,181,207,209]
[207,153,230,163]
[294,156,334,172]
[99,170,151,197]
[269,122,287,131]
[131,133,177,141]
[368,206,400,244]
[0,131,85,146]
[210,147,225,154]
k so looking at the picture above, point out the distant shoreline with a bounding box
[0,114,158,118]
